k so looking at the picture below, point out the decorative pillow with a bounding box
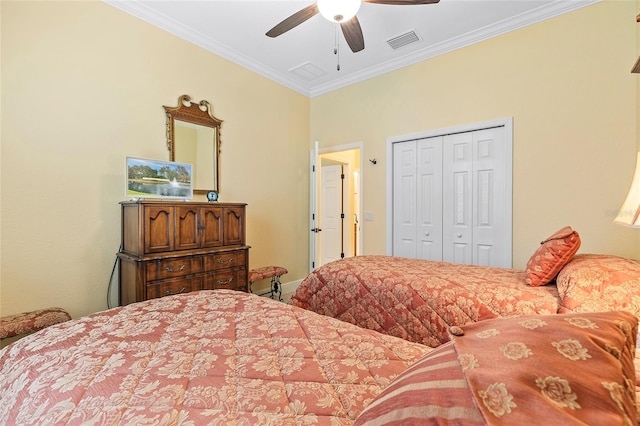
[353,341,485,425]
[354,311,638,426]
[0,307,71,339]
[525,226,581,287]
[556,253,640,316]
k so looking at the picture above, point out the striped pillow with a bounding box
[353,341,484,425]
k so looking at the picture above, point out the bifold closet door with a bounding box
[393,137,443,260]
[442,127,508,267]
[392,125,510,268]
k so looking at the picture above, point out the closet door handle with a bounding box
[456,233,462,238]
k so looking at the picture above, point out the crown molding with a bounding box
[308,0,600,96]
[105,0,600,98]
[105,0,313,96]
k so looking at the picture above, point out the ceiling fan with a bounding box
[266,0,440,53]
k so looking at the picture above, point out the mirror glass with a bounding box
[174,120,216,191]
[164,95,222,193]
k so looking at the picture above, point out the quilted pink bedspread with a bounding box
[291,256,560,347]
[0,290,430,425]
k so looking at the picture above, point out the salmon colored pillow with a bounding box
[556,254,640,315]
[525,226,580,287]
[354,311,638,425]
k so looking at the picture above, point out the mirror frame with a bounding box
[164,94,223,194]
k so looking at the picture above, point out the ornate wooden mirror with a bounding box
[164,94,222,194]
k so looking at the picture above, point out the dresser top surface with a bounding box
[120,200,247,207]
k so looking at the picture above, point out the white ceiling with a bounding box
[106,0,598,97]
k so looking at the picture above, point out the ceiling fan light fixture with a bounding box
[317,0,361,23]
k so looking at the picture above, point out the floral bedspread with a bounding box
[0,290,431,425]
[291,256,560,347]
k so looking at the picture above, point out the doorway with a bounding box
[310,143,362,271]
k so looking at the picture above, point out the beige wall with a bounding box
[2,0,639,319]
[0,1,310,317]
[311,0,639,268]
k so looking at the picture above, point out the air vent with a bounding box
[289,62,327,81]
[386,30,421,50]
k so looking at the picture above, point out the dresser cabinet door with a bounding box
[200,206,223,248]
[223,207,245,246]
[144,205,174,253]
[175,205,201,251]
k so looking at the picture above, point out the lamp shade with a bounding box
[317,0,361,23]
[614,152,640,227]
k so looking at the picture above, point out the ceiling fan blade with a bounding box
[266,4,319,38]
[363,0,439,4]
[341,16,365,53]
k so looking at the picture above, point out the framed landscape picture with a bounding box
[126,156,193,200]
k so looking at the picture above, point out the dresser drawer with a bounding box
[146,276,202,299]
[146,256,202,281]
[204,250,247,271]
[202,268,247,291]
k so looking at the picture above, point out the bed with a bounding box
[290,228,640,347]
[0,290,428,424]
[1,290,636,425]
[290,255,557,347]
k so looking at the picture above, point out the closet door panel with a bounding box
[472,127,508,267]
[393,142,417,258]
[443,133,472,263]
[417,137,443,261]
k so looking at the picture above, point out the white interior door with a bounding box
[312,144,363,270]
[320,164,343,266]
[389,119,513,268]
[342,164,353,258]
[309,141,319,272]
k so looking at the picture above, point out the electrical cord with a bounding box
[106,245,122,309]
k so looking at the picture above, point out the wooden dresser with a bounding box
[117,201,249,305]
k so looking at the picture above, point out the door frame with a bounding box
[309,141,364,272]
[385,117,513,258]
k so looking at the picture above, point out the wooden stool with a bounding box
[248,266,288,302]
[0,307,71,340]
